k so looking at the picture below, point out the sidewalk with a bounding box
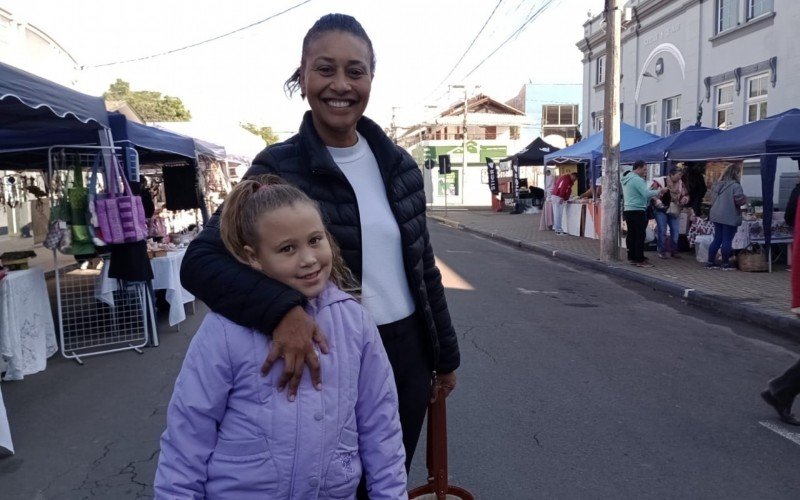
[428,208,800,337]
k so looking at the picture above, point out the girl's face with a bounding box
[670,171,683,181]
[245,203,333,298]
[299,30,373,147]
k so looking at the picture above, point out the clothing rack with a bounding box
[46,145,155,364]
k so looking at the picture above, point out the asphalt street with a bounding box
[2,221,800,498]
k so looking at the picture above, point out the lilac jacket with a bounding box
[154,283,407,499]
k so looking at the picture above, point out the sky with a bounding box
[3,0,601,135]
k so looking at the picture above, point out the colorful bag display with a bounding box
[92,154,147,244]
[67,162,96,256]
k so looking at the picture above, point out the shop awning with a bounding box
[109,112,197,163]
[620,125,721,166]
[544,123,659,166]
[0,61,109,156]
[502,137,561,166]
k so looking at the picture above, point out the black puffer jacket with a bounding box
[181,112,459,374]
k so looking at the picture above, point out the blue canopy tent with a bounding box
[544,122,660,184]
[619,125,721,172]
[109,112,216,222]
[0,60,110,168]
[670,108,800,249]
[669,108,800,247]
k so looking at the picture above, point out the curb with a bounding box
[429,214,800,338]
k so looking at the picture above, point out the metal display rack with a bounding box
[48,146,155,364]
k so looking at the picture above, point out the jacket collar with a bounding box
[297,111,404,183]
[305,281,356,314]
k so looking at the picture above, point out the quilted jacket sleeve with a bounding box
[355,309,408,500]
[421,226,460,374]
[154,315,232,498]
[180,161,305,335]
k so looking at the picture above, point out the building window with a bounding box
[595,56,605,86]
[594,112,604,132]
[642,102,657,134]
[715,83,734,129]
[747,0,772,20]
[663,96,681,135]
[716,0,738,34]
[746,73,769,123]
[542,104,578,126]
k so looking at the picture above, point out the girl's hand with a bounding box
[261,306,329,401]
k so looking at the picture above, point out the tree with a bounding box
[103,78,191,122]
[240,122,278,146]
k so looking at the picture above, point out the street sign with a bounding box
[438,154,451,174]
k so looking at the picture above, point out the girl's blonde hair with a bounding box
[220,174,358,291]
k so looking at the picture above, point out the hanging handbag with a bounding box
[93,153,148,244]
[67,162,96,256]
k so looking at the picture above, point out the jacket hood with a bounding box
[621,172,638,186]
[308,281,357,312]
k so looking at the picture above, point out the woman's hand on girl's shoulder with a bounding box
[261,306,329,401]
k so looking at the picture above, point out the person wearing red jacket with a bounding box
[760,196,800,425]
[550,172,577,235]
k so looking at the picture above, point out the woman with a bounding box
[180,13,459,475]
[653,167,688,259]
[706,163,746,270]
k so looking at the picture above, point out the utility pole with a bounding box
[600,0,622,262]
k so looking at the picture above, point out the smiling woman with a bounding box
[180,12,461,498]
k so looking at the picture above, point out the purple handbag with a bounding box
[93,154,147,244]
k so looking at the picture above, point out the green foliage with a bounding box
[240,122,278,146]
[103,78,191,122]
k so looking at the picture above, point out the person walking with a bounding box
[180,13,460,479]
[621,160,666,267]
[156,176,407,498]
[551,171,577,234]
[705,163,747,270]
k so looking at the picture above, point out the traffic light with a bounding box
[424,159,436,170]
[438,154,451,174]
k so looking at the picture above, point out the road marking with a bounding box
[517,288,558,295]
[445,250,473,254]
[434,257,474,290]
[759,421,800,445]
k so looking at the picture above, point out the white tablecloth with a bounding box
[563,202,583,237]
[0,267,58,381]
[97,249,194,327]
[0,383,12,455]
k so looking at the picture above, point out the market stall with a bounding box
[619,125,721,173]
[670,108,800,249]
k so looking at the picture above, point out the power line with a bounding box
[462,0,558,80]
[87,0,312,69]
[427,0,505,97]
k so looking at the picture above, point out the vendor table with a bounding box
[0,384,11,455]
[563,201,583,237]
[583,202,602,240]
[98,248,194,328]
[0,267,58,381]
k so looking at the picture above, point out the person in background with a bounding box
[551,171,577,235]
[652,167,689,259]
[139,175,155,220]
[180,13,459,482]
[579,175,603,199]
[156,175,407,498]
[705,163,747,270]
[683,162,707,217]
[544,168,554,194]
[621,160,666,267]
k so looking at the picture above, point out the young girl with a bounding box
[154,175,407,499]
